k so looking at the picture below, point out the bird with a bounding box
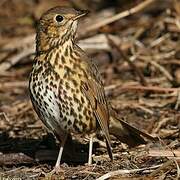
[29,6,154,170]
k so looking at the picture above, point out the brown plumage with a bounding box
[29,6,154,169]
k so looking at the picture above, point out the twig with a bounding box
[175,90,180,110]
[0,153,34,165]
[107,35,147,86]
[2,34,35,51]
[0,81,28,89]
[149,160,174,177]
[148,149,180,157]
[153,136,180,178]
[0,47,34,71]
[150,33,170,48]
[85,0,156,32]
[96,164,161,180]
[175,160,180,180]
[132,54,174,82]
[118,85,179,93]
[148,60,173,82]
[152,117,173,134]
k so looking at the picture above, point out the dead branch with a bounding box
[96,164,161,180]
[118,85,179,93]
[85,0,156,32]
[0,81,28,89]
[149,149,180,158]
[107,35,147,86]
[0,153,34,165]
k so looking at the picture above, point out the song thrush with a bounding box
[29,6,153,169]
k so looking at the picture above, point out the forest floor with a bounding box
[0,0,179,179]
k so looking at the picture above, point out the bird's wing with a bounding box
[80,58,113,160]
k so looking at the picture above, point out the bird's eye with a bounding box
[55,15,64,22]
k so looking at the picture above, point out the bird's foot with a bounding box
[45,166,64,179]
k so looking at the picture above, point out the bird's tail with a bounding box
[109,109,156,147]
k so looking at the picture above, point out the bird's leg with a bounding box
[88,135,94,165]
[55,133,67,168]
[46,133,68,177]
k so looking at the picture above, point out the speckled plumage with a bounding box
[29,6,152,169]
[29,43,100,135]
[29,7,113,167]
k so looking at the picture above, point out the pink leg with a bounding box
[88,136,93,165]
[55,133,67,168]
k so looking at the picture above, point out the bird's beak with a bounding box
[73,10,89,21]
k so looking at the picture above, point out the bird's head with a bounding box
[36,6,88,52]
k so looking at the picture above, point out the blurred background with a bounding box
[0,0,179,179]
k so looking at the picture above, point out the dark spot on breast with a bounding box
[88,110,91,115]
[47,52,53,62]
[89,118,93,130]
[83,108,87,115]
[74,50,79,57]
[67,96,72,101]
[79,120,82,126]
[78,73,82,78]
[44,101,49,107]
[62,104,66,109]
[71,79,78,87]
[81,96,85,103]
[35,76,38,81]
[76,89,79,93]
[74,124,80,133]
[40,94,43,99]
[82,123,87,130]
[70,101,73,106]
[70,107,77,118]
[59,64,63,68]
[32,83,36,90]
[68,120,72,125]
[65,47,68,56]
[64,66,72,78]
[36,66,43,73]
[69,46,73,54]
[61,56,65,63]
[53,84,57,88]
[86,116,90,121]
[38,86,42,92]
[45,78,48,83]
[54,72,59,81]
[54,53,60,65]
[50,81,53,87]
[37,81,41,86]
[60,112,63,118]
[74,118,81,133]
[73,94,79,103]
[60,79,64,85]
[79,114,83,120]
[78,104,83,111]
[62,117,67,122]
[71,88,75,93]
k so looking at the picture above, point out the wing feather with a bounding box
[80,60,113,160]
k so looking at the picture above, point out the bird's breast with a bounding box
[29,56,96,135]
